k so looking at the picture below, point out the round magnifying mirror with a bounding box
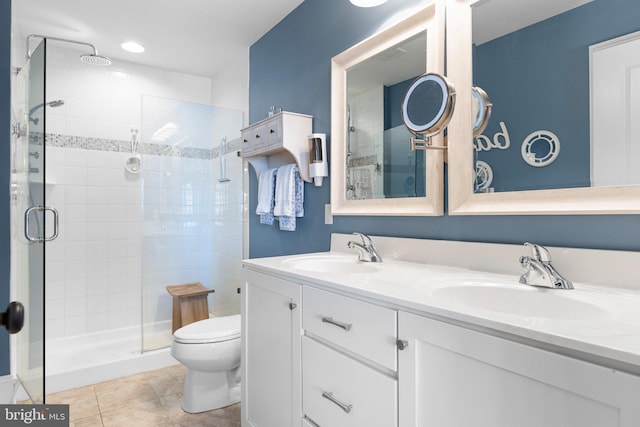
[402,73,456,137]
[472,86,492,137]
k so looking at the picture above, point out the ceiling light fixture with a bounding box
[349,0,388,7]
[121,41,145,53]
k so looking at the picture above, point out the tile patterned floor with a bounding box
[44,364,240,427]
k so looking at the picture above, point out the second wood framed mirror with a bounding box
[447,0,640,215]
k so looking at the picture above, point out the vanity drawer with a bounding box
[303,286,397,370]
[302,337,397,427]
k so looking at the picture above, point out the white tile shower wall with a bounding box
[45,146,143,339]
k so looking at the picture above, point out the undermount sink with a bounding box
[432,283,611,321]
[282,255,381,274]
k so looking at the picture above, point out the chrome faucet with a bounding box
[347,232,382,263]
[519,242,573,289]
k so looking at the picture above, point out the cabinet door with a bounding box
[242,269,301,427]
[398,312,640,427]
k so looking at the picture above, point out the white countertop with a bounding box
[242,235,640,375]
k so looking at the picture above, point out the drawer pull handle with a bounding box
[289,302,297,310]
[322,391,352,414]
[321,316,352,331]
[397,339,409,350]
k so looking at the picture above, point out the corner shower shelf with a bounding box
[240,111,313,182]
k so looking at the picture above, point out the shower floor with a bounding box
[45,323,177,395]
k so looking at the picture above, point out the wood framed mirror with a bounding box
[447,0,640,215]
[330,2,446,216]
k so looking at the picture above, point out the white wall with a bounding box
[210,48,249,125]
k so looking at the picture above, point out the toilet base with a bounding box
[181,367,241,413]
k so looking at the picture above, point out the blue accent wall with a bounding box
[249,0,640,258]
[473,0,640,192]
[1,0,12,376]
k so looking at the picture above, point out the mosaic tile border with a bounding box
[348,154,379,168]
[45,133,242,160]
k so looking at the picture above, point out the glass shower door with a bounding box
[13,39,48,403]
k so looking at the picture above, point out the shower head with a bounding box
[80,53,112,66]
[27,34,111,66]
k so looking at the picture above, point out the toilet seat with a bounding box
[173,314,241,344]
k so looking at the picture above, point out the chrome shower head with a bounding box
[80,53,112,66]
[27,34,111,66]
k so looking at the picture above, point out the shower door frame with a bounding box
[12,38,49,404]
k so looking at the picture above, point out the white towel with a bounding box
[274,164,304,231]
[256,168,277,225]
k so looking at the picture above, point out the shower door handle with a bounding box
[24,206,41,242]
[43,206,60,242]
[24,206,59,243]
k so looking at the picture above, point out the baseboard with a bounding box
[0,375,13,403]
[0,375,15,403]
[0,375,30,404]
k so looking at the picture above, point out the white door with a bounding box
[241,269,301,427]
[591,31,640,186]
[398,311,640,427]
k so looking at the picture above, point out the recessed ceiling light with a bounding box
[349,0,388,7]
[121,41,145,53]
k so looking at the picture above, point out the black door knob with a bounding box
[1,301,24,334]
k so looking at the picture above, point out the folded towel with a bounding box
[256,168,277,225]
[274,164,304,231]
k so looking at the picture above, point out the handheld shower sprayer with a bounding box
[28,99,65,125]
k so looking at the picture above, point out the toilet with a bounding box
[171,314,241,413]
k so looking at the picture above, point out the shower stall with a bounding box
[11,37,245,399]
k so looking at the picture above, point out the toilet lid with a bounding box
[173,314,241,344]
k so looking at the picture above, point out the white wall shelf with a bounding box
[241,111,313,182]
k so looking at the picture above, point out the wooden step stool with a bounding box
[166,282,215,333]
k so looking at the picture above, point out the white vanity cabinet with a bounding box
[241,269,302,427]
[398,311,640,427]
[242,263,640,427]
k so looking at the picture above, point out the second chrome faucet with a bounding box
[519,242,573,289]
[347,232,382,263]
